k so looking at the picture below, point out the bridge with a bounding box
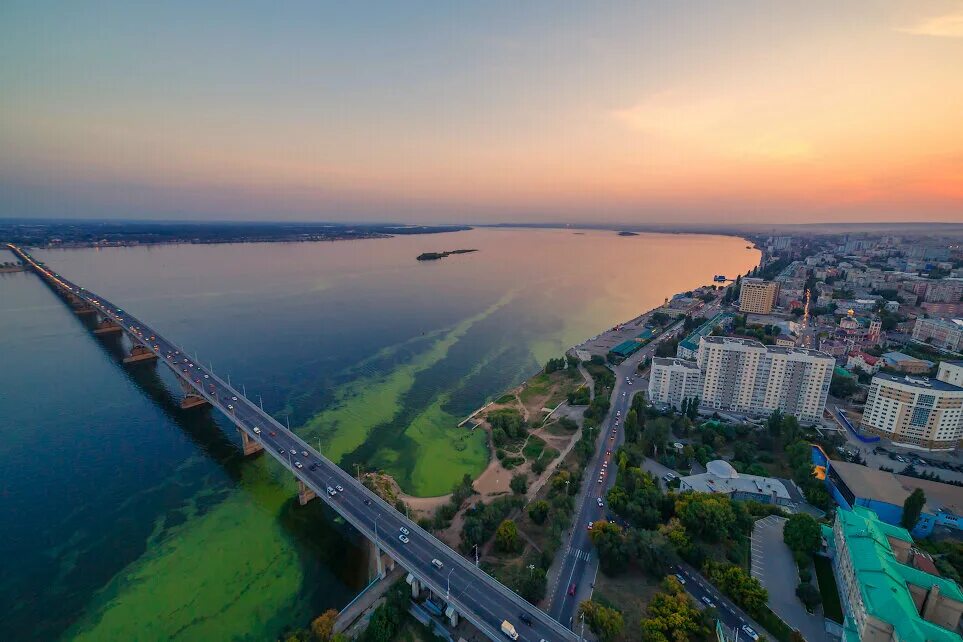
[7,243,578,642]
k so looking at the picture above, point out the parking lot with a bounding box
[751,515,829,642]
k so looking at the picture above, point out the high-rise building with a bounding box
[860,373,963,450]
[738,278,780,314]
[696,336,833,423]
[647,357,702,409]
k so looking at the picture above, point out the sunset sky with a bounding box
[1,1,962,225]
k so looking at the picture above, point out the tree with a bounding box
[528,500,550,525]
[311,610,338,641]
[783,513,821,557]
[589,521,630,575]
[640,577,709,642]
[830,373,858,399]
[901,488,926,530]
[510,473,528,495]
[796,582,821,612]
[703,560,768,615]
[516,566,547,603]
[675,494,736,542]
[686,395,700,420]
[579,600,624,641]
[495,519,520,553]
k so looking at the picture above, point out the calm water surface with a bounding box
[0,228,758,640]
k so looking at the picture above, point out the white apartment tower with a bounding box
[696,336,833,423]
[648,357,703,410]
[860,373,963,450]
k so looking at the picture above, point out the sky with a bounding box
[1,1,962,225]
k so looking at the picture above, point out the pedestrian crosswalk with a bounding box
[571,548,591,562]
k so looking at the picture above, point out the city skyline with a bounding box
[2,1,962,224]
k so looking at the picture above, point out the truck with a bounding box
[501,620,519,640]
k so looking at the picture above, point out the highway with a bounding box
[548,312,688,627]
[8,244,578,642]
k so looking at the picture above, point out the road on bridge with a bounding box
[8,244,577,642]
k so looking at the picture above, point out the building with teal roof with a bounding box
[822,506,963,641]
[676,312,734,359]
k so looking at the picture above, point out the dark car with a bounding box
[568,583,576,596]
[519,613,533,626]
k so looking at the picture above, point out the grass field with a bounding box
[593,568,661,642]
[813,554,844,623]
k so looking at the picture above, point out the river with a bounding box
[0,228,759,640]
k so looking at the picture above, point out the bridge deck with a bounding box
[8,243,577,642]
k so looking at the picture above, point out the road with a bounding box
[673,563,767,641]
[547,311,691,627]
[9,244,577,642]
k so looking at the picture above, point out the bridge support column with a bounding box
[123,344,157,364]
[370,540,394,579]
[93,318,123,335]
[409,576,421,599]
[238,428,264,455]
[73,302,97,316]
[445,604,459,627]
[180,393,209,410]
[297,479,316,505]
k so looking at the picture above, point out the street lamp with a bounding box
[446,567,454,600]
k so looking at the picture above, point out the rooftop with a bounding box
[828,507,963,642]
[652,356,699,370]
[873,371,962,392]
[829,460,963,516]
[679,460,791,501]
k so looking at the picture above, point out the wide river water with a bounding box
[0,228,759,640]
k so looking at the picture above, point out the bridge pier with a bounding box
[180,393,209,410]
[72,302,97,316]
[238,429,264,456]
[408,575,421,599]
[93,318,123,335]
[297,478,316,505]
[123,344,157,364]
[370,541,395,579]
[445,604,459,627]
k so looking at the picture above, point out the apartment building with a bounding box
[647,357,702,409]
[860,373,963,450]
[738,278,780,314]
[937,361,963,388]
[912,317,963,352]
[823,507,963,642]
[696,336,833,423]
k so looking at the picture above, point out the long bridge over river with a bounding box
[7,243,577,642]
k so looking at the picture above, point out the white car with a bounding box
[741,625,759,641]
[326,486,337,496]
[674,573,686,585]
[399,526,410,536]
[399,534,410,544]
[253,427,261,435]
[294,461,303,469]
[701,596,715,608]
[336,485,344,492]
[596,497,603,507]
[231,396,237,401]
[290,449,297,455]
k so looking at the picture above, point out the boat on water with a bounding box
[713,275,727,282]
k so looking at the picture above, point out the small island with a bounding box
[416,249,478,261]
[617,231,638,236]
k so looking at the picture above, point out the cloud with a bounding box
[898,11,963,38]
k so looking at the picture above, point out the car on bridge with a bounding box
[326,486,337,496]
[398,534,409,544]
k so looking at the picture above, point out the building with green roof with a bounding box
[822,506,963,641]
